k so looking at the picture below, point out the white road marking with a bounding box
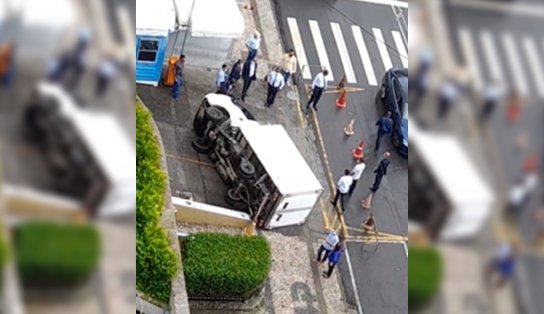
[351,0,408,8]
[458,28,483,91]
[372,28,393,71]
[480,30,503,83]
[344,246,364,314]
[450,0,544,18]
[352,25,377,86]
[392,31,408,68]
[523,37,544,99]
[309,20,334,81]
[287,17,312,80]
[502,33,529,96]
[331,22,357,84]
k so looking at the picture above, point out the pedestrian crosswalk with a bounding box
[286,17,408,87]
[457,27,544,99]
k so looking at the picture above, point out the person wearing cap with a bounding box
[370,152,391,192]
[246,31,261,61]
[265,67,285,108]
[281,49,297,86]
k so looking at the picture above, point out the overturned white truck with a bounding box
[192,94,323,229]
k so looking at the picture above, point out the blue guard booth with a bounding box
[135,0,180,86]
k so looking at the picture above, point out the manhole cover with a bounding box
[286,91,298,100]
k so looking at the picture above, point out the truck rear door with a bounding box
[267,193,320,228]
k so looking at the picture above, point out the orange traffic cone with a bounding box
[352,140,365,159]
[506,103,520,123]
[336,89,347,109]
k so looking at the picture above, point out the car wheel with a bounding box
[205,106,226,123]
[192,138,211,153]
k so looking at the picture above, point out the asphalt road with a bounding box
[274,0,408,313]
[445,0,544,312]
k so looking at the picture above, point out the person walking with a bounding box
[479,81,503,122]
[410,47,433,111]
[306,69,329,111]
[245,31,261,61]
[281,49,297,86]
[331,169,353,212]
[241,59,257,101]
[374,112,393,153]
[485,242,518,288]
[323,242,345,279]
[348,158,366,197]
[316,228,339,263]
[265,67,285,108]
[95,57,118,97]
[216,64,228,94]
[171,54,185,100]
[370,152,391,192]
[436,79,460,120]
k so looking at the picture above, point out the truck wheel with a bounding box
[192,138,211,153]
[205,106,225,123]
[225,188,242,206]
[239,162,256,179]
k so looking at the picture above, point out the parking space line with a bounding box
[352,25,378,86]
[480,30,503,83]
[372,28,393,71]
[502,33,529,96]
[287,17,313,80]
[458,28,484,91]
[392,31,408,68]
[331,22,357,84]
[309,20,335,81]
[523,36,544,99]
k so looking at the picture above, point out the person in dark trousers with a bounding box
[316,228,339,263]
[95,57,118,97]
[216,64,228,94]
[410,48,433,111]
[436,79,459,120]
[370,152,391,192]
[479,82,503,123]
[265,67,285,108]
[485,242,517,288]
[172,54,185,100]
[374,111,393,153]
[323,242,345,278]
[229,59,242,85]
[331,169,353,212]
[348,158,366,197]
[245,31,261,61]
[241,59,257,101]
[306,69,329,111]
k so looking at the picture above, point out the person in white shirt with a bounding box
[241,59,258,101]
[348,158,366,197]
[331,169,353,212]
[281,49,297,86]
[265,67,285,108]
[246,30,261,61]
[306,69,329,111]
[216,64,228,93]
[316,228,339,263]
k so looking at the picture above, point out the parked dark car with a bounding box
[378,68,408,158]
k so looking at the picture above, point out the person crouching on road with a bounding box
[331,169,353,212]
[265,67,285,108]
[316,228,339,263]
[323,242,345,279]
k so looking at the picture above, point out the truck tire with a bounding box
[239,161,256,179]
[192,138,211,153]
[209,152,219,162]
[225,188,242,206]
[205,106,225,123]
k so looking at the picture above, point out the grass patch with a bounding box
[182,233,271,299]
[408,246,443,310]
[136,97,178,304]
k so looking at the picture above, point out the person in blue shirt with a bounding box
[216,64,228,94]
[374,111,393,154]
[323,242,345,278]
[245,31,261,61]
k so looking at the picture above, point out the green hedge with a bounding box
[408,246,443,309]
[182,233,271,299]
[0,234,8,270]
[136,98,178,304]
[14,222,100,287]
